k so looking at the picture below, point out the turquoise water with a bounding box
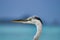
[0,23,60,40]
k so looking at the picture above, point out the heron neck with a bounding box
[33,21,42,40]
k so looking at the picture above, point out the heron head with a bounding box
[12,16,43,24]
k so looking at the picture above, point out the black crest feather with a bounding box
[34,17,43,24]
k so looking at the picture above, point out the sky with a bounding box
[0,0,60,25]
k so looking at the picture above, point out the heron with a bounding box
[12,16,43,40]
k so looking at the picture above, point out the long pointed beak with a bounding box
[12,19,33,24]
[12,19,29,23]
[12,19,31,24]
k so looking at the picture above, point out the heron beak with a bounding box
[12,19,29,23]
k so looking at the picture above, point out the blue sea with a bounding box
[0,23,60,40]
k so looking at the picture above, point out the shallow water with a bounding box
[0,23,60,40]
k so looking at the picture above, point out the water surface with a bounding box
[0,23,60,40]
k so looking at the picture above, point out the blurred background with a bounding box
[0,0,60,40]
